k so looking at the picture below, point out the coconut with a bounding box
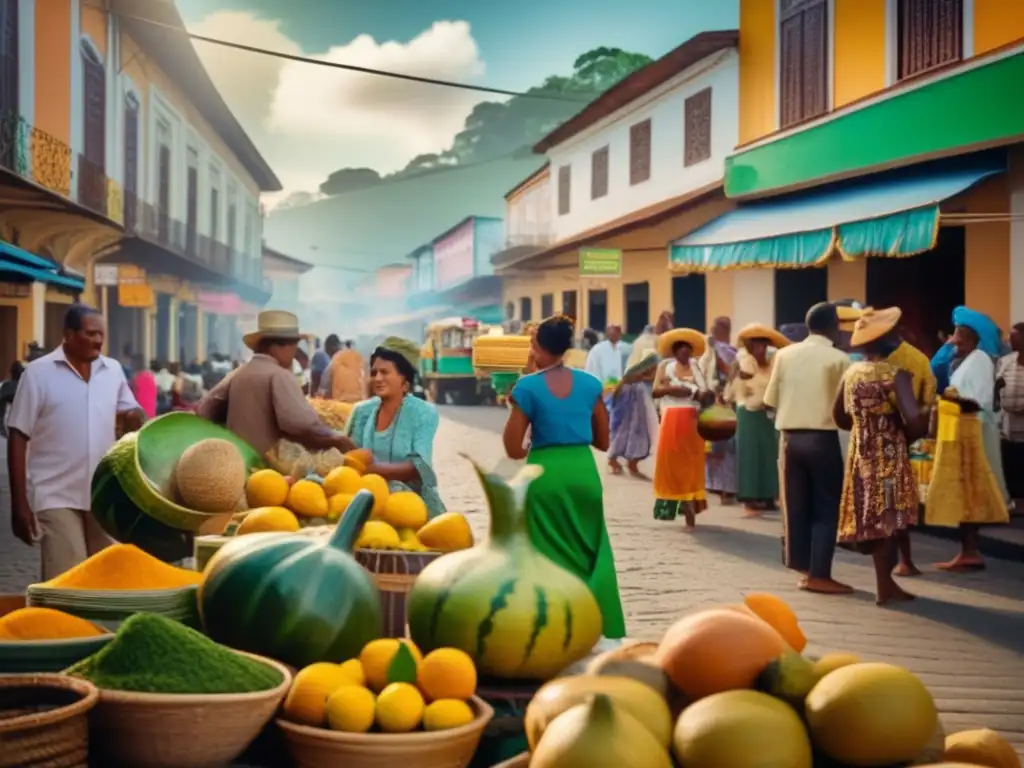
[174,438,247,514]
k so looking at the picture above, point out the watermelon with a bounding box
[90,413,264,561]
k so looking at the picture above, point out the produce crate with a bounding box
[354,549,441,638]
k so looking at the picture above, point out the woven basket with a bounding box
[493,754,529,768]
[278,695,494,768]
[0,674,98,768]
[355,549,441,637]
[86,652,292,767]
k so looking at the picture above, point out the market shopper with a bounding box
[502,314,625,641]
[764,302,852,595]
[733,323,789,516]
[607,350,660,479]
[651,328,713,527]
[309,336,336,395]
[833,308,924,605]
[320,338,368,403]
[196,310,355,457]
[700,316,738,504]
[346,337,445,517]
[997,323,1024,509]
[6,305,146,579]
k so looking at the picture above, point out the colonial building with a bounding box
[669,0,1024,349]
[493,30,739,335]
[0,0,280,375]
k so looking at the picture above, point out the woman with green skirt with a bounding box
[733,323,790,516]
[502,314,626,642]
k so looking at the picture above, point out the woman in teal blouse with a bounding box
[503,315,626,640]
[346,337,445,518]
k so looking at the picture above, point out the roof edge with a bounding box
[504,162,551,200]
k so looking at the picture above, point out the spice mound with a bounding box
[67,613,283,694]
[0,607,104,641]
[42,544,204,590]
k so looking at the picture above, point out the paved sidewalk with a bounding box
[3,413,1023,754]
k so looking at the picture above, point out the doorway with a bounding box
[866,225,965,357]
[775,267,828,327]
[540,293,554,319]
[561,290,577,321]
[587,288,607,332]
[44,302,66,351]
[0,304,16,375]
[672,274,706,332]
[624,282,649,336]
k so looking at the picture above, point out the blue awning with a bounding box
[0,240,58,270]
[671,156,1005,271]
[0,260,86,291]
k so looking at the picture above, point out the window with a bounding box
[562,290,577,321]
[629,119,651,185]
[227,178,238,250]
[624,282,650,336]
[186,146,198,252]
[0,0,19,170]
[684,88,713,166]
[123,94,139,229]
[898,0,962,80]
[557,165,571,215]
[520,297,533,322]
[588,289,607,331]
[244,203,253,257]
[209,165,221,241]
[540,293,554,318]
[156,118,172,242]
[779,0,828,129]
[591,146,609,199]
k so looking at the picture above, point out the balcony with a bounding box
[77,156,108,217]
[504,231,554,249]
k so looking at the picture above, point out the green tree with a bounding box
[319,167,382,195]
[318,46,653,192]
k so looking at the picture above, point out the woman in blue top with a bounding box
[502,314,626,641]
[346,337,445,518]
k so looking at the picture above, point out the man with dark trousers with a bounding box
[764,302,852,595]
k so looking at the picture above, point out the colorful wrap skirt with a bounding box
[653,405,707,520]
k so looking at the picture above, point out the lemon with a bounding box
[328,493,355,522]
[397,527,427,552]
[423,699,475,731]
[337,658,366,687]
[236,506,300,535]
[417,648,477,701]
[375,682,425,733]
[286,480,329,518]
[382,491,428,530]
[360,638,423,692]
[323,466,363,498]
[325,685,376,733]
[245,469,290,508]
[282,662,356,726]
[355,520,401,551]
[360,473,390,516]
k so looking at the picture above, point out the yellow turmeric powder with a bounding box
[42,544,204,590]
[0,607,105,641]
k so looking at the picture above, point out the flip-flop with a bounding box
[935,561,987,572]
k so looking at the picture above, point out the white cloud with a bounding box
[187,14,486,200]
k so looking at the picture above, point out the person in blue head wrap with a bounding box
[931,306,1003,391]
[925,306,1010,570]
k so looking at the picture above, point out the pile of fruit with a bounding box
[237,458,474,554]
[520,594,1021,768]
[282,638,480,735]
[307,398,355,430]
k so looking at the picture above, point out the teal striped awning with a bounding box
[670,156,1004,272]
[0,241,85,290]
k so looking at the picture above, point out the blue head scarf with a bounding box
[930,306,1003,391]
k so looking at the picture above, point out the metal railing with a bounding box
[504,231,554,248]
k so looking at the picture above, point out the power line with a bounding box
[99,3,598,105]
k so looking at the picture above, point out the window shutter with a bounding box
[629,119,651,185]
[779,0,828,129]
[899,0,962,79]
[591,146,609,199]
[558,165,571,215]
[684,88,713,166]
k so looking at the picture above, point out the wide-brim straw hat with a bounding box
[243,310,307,350]
[736,323,790,350]
[837,304,872,332]
[657,328,706,358]
[850,307,902,347]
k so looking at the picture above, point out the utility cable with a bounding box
[94,2,598,104]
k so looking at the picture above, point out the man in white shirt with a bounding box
[7,305,145,579]
[585,324,630,383]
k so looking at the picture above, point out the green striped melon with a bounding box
[406,462,602,681]
[90,413,264,561]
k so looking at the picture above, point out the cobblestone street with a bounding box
[3,408,1024,753]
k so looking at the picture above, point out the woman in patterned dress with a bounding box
[833,308,926,605]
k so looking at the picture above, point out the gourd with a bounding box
[654,608,788,700]
[697,404,737,442]
[406,462,602,680]
[198,489,383,669]
[530,693,672,768]
[525,675,673,750]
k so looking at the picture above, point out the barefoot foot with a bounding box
[801,577,855,595]
[893,563,923,577]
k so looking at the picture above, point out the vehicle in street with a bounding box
[420,317,494,405]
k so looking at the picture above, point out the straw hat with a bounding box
[243,310,307,350]
[657,328,706,358]
[736,323,790,350]
[850,307,902,347]
[836,304,873,332]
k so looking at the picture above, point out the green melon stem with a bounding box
[587,693,615,724]
[329,489,375,552]
[467,457,542,545]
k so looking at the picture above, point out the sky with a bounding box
[178,0,738,202]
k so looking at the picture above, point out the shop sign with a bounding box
[93,264,119,286]
[118,283,155,308]
[579,248,622,278]
[117,264,146,285]
[198,291,242,315]
[0,282,30,298]
[433,219,475,291]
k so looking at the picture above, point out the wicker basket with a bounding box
[494,754,529,768]
[277,695,494,768]
[86,652,292,767]
[355,549,441,637]
[0,674,98,768]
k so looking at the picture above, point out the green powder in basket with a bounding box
[66,613,282,694]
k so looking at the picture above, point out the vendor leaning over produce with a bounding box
[344,337,446,518]
[196,310,355,457]
[7,305,146,579]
